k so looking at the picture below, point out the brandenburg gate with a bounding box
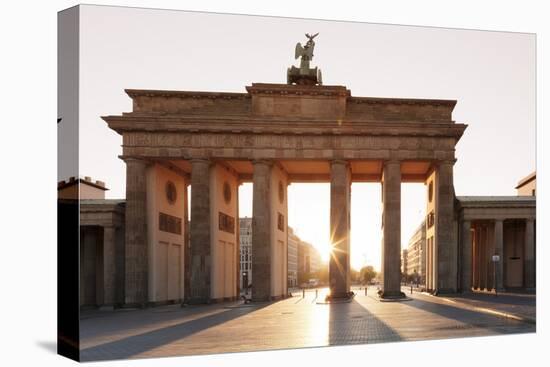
[103,34,466,305]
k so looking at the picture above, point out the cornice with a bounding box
[125,89,250,100]
[102,115,467,138]
[246,83,350,98]
[349,96,457,108]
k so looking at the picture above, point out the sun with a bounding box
[318,241,334,262]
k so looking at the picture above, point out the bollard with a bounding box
[410,285,413,295]
[365,287,367,296]
[315,289,318,298]
[303,289,305,298]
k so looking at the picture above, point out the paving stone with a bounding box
[80,286,535,361]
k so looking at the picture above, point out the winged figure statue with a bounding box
[295,32,319,69]
[287,33,322,85]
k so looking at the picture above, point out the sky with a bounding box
[70,5,535,271]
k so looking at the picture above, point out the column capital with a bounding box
[252,159,274,167]
[437,158,457,166]
[383,159,401,166]
[190,157,212,165]
[121,156,151,166]
[330,159,349,166]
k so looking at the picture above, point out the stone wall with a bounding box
[146,164,187,303]
[209,164,238,300]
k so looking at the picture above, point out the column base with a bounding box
[250,297,271,303]
[324,291,355,303]
[250,290,271,302]
[248,294,290,303]
[433,288,459,295]
[120,302,148,309]
[187,297,211,305]
[379,290,406,299]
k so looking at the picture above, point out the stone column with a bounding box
[235,181,241,297]
[183,183,191,302]
[189,159,212,304]
[124,158,148,306]
[251,160,273,301]
[328,160,351,299]
[494,220,504,291]
[435,160,457,293]
[479,225,487,290]
[472,225,479,290]
[426,237,433,290]
[524,219,535,289]
[102,225,117,308]
[381,160,404,298]
[460,220,472,292]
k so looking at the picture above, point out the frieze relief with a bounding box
[125,132,454,151]
[121,132,456,161]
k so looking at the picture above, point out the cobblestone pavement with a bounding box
[80,286,535,361]
[437,291,536,322]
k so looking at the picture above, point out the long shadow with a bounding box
[402,297,534,334]
[451,292,536,307]
[80,303,270,361]
[328,299,402,346]
[80,304,236,337]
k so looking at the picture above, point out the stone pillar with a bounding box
[426,237,433,290]
[486,224,495,289]
[435,160,457,293]
[183,183,191,302]
[460,220,472,292]
[124,158,148,306]
[381,160,404,298]
[494,220,504,291]
[251,160,273,301]
[472,225,479,290]
[235,181,241,297]
[102,225,117,308]
[524,219,535,289]
[189,159,212,304]
[328,160,351,299]
[479,225,487,290]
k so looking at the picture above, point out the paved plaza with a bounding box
[79,286,535,361]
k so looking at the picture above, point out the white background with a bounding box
[0,1,547,366]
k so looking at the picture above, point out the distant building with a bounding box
[401,249,408,277]
[406,219,426,284]
[297,240,321,284]
[58,176,108,199]
[239,217,253,290]
[516,171,536,196]
[239,220,321,289]
[308,242,321,274]
[287,227,300,288]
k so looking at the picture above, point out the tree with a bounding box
[359,265,377,284]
